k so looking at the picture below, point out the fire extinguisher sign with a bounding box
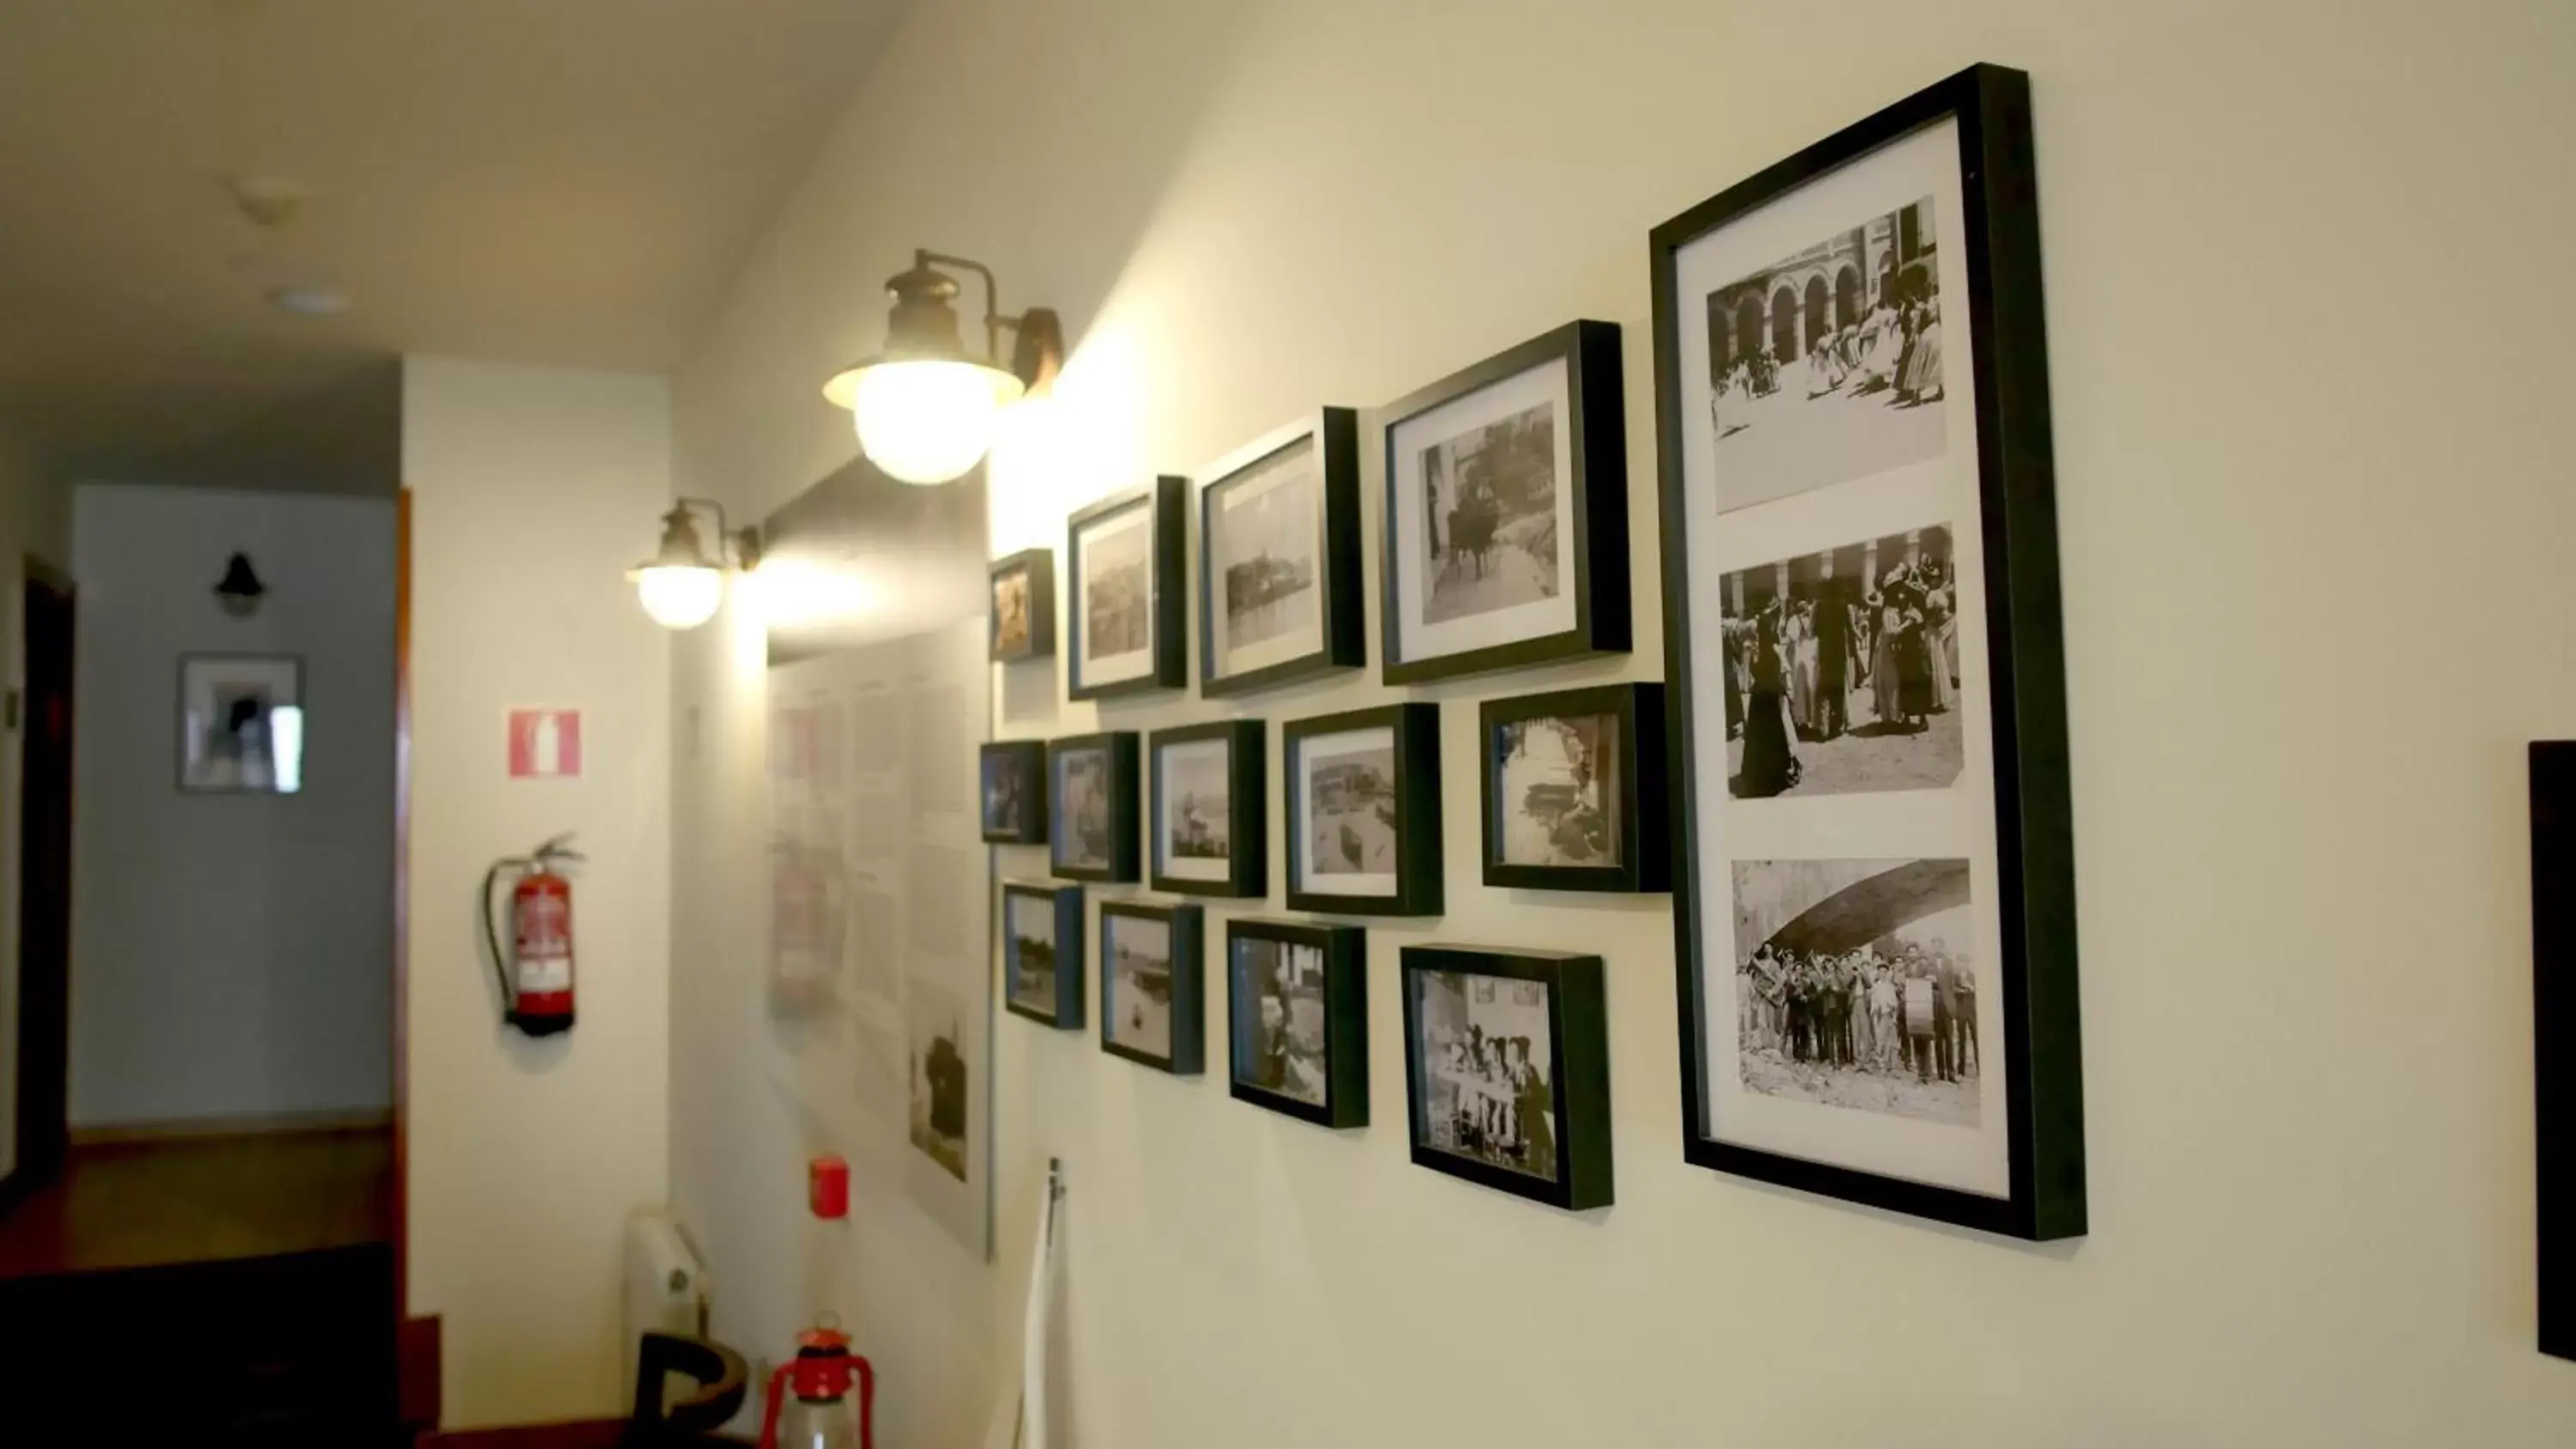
[507,708,582,779]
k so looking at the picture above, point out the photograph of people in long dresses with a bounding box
[1233,937,1329,1106]
[1730,858,1981,1127]
[1414,971,1557,1180]
[1704,197,1946,514]
[1720,524,1963,798]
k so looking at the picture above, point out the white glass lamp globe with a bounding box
[847,360,1025,486]
[635,564,725,630]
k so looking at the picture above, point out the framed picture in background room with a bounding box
[1651,63,2084,1239]
[1226,918,1368,1128]
[1047,731,1139,882]
[1400,944,1613,1210]
[1379,320,1630,683]
[1281,703,1443,916]
[1197,409,1365,696]
[1099,900,1206,1076]
[1479,682,1669,894]
[179,653,304,793]
[1066,477,1187,700]
[1147,719,1267,897]
[1001,881,1084,1029]
[979,740,1048,845]
[988,548,1055,663]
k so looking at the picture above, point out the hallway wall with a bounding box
[666,1,2576,1446]
[66,483,395,1129]
[0,426,70,1184]
[401,355,673,1429]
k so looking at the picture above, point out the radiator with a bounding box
[623,1207,709,1410]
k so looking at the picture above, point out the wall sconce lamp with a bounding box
[630,498,762,630]
[213,551,266,617]
[821,250,1063,486]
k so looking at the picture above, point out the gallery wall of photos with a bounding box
[981,64,2082,1237]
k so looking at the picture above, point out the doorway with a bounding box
[4,561,73,1205]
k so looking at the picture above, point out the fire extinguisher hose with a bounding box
[481,859,518,1016]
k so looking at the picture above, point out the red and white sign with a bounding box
[508,708,582,779]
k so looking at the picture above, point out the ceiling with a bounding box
[0,0,904,492]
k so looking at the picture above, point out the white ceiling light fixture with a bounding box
[266,283,350,317]
[630,497,762,630]
[821,250,1062,486]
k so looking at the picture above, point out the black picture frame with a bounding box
[1226,917,1367,1129]
[1651,64,2084,1240]
[1047,731,1139,883]
[1197,409,1365,696]
[2535,743,2576,1359]
[1479,682,1668,894]
[1400,945,1613,1210]
[1281,703,1442,917]
[1066,476,1188,700]
[1099,900,1206,1076]
[988,548,1055,662]
[978,740,1048,846]
[178,652,307,794]
[1000,881,1084,1029]
[1146,719,1266,898]
[1377,319,1630,684]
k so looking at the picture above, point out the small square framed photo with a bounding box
[1380,319,1630,684]
[1197,409,1364,696]
[1066,477,1187,700]
[1001,881,1084,1029]
[1100,900,1205,1075]
[1226,918,1367,1128]
[1048,731,1139,882]
[989,549,1054,663]
[1479,682,1668,893]
[1147,719,1266,898]
[179,653,305,793]
[1400,945,1612,1210]
[980,740,1048,845]
[1282,703,1442,916]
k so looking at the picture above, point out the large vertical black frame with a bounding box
[2536,743,2576,1359]
[1650,64,2084,1240]
[1066,477,1188,700]
[1198,410,1365,696]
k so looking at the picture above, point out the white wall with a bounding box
[669,1,2576,1446]
[65,483,394,1129]
[0,425,71,1181]
[403,355,673,1428]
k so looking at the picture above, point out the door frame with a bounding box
[1,555,76,1215]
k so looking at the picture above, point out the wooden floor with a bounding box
[0,1126,392,1279]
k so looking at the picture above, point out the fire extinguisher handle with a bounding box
[481,858,518,1024]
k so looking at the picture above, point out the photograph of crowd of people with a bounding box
[1494,712,1618,868]
[1055,745,1113,870]
[1413,970,1558,1181]
[907,976,970,1183]
[1160,738,1230,877]
[1078,509,1152,661]
[1103,913,1175,1061]
[1005,890,1060,1017]
[1212,441,1320,659]
[1304,734,1396,877]
[1719,524,1963,798]
[1703,196,1947,512]
[1418,397,1560,624]
[1729,858,1980,1128]
[1232,936,1329,1106]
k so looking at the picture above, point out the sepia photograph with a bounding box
[1412,970,1557,1182]
[1418,398,1560,626]
[1005,890,1060,1018]
[1729,858,1981,1127]
[1102,912,1174,1062]
[1054,745,1112,870]
[992,567,1032,657]
[1231,934,1329,1107]
[907,976,971,1183]
[1211,439,1320,660]
[1157,737,1230,882]
[1719,524,1962,799]
[1703,195,1947,513]
[1494,713,1618,869]
[1303,731,1396,877]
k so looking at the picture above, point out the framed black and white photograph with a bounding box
[1380,319,1630,684]
[179,653,304,794]
[1652,64,2083,1239]
[1148,719,1265,897]
[1198,409,1364,695]
[1400,945,1613,1210]
[979,740,1047,845]
[1000,881,1084,1028]
[1099,900,1204,1076]
[1226,918,1366,1129]
[988,548,1054,663]
[1480,682,1668,894]
[907,974,974,1182]
[1282,703,1442,917]
[1066,477,1186,700]
[1047,731,1139,882]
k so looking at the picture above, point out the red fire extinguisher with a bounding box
[758,1317,874,1449]
[482,834,583,1036]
